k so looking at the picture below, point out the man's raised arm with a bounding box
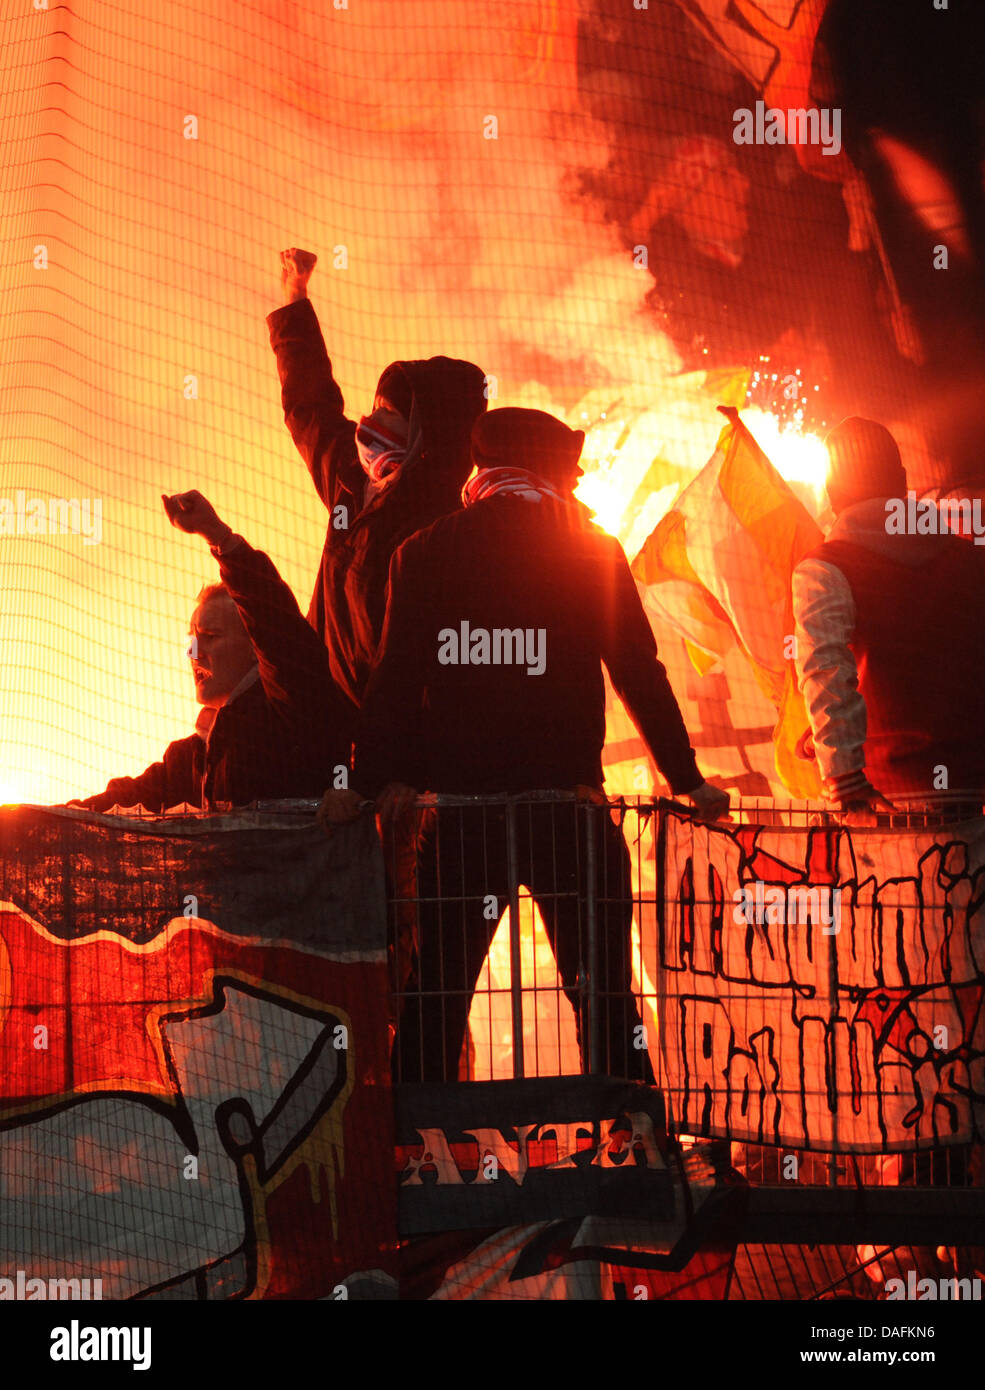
[266,248,363,514]
[162,490,354,748]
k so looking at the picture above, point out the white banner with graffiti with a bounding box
[656,810,985,1151]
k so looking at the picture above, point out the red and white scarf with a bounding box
[462,467,565,508]
[355,417,409,485]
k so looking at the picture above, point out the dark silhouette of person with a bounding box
[267,250,487,748]
[341,407,728,1082]
[793,417,985,821]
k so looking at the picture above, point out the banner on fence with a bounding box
[0,806,396,1300]
[657,810,985,1151]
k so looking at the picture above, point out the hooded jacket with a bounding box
[793,496,985,800]
[267,299,487,722]
[76,538,350,813]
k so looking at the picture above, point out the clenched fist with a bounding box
[162,490,230,549]
[280,247,317,304]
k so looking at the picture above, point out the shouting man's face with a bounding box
[187,595,256,708]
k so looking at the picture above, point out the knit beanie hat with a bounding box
[471,408,585,485]
[824,417,906,513]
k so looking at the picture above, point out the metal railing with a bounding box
[378,789,985,1271]
[76,789,985,1279]
[379,789,985,1088]
[380,790,656,1086]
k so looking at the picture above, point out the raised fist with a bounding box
[162,490,229,548]
[280,247,317,303]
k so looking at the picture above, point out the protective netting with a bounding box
[3,0,984,1302]
[4,0,979,806]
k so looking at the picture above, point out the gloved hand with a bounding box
[375,781,419,830]
[317,787,368,830]
[685,781,731,822]
[825,769,895,826]
[836,791,897,827]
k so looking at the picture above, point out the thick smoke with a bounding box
[2,0,701,799]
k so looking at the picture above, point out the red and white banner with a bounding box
[657,809,985,1151]
[0,806,396,1300]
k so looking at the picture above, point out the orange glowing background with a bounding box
[0,0,837,808]
[0,1,856,1090]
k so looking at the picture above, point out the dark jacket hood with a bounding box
[379,356,487,494]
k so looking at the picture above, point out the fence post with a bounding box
[583,802,601,1075]
[505,797,524,1079]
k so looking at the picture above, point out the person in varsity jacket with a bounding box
[793,416,985,822]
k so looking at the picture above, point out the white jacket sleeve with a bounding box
[792,557,868,787]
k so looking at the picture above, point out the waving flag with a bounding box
[631,406,823,798]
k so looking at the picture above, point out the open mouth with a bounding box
[193,667,211,686]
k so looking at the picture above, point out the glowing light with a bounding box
[573,398,828,555]
[571,398,693,553]
[577,468,677,544]
[741,408,829,496]
[0,776,30,806]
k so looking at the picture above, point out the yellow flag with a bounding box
[632,406,822,797]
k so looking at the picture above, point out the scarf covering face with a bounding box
[462,466,566,507]
[355,416,409,484]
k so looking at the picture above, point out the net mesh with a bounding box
[2,0,983,1300]
[1,0,942,805]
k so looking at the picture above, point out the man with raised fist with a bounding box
[268,249,487,745]
[76,491,349,814]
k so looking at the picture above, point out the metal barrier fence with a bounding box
[91,790,985,1291]
[380,789,985,1091]
[382,790,650,1086]
[380,789,985,1286]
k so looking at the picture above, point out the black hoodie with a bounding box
[267,299,486,727]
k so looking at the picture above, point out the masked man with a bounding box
[793,417,985,822]
[268,249,487,742]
